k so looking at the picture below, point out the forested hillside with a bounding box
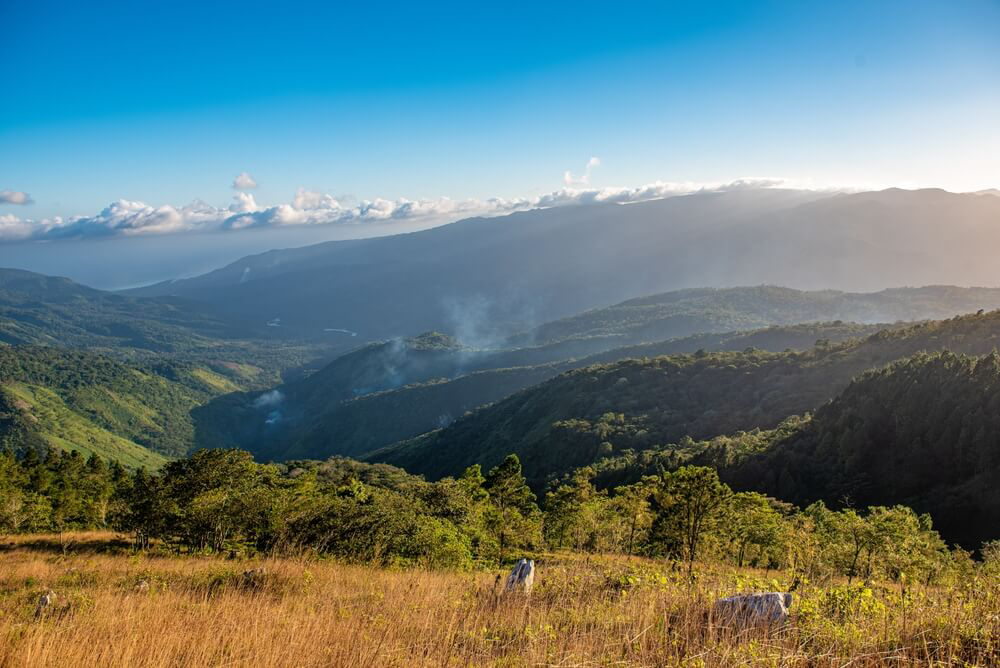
[514,285,1000,347]
[0,268,233,350]
[529,353,1000,548]
[374,310,1000,488]
[0,346,252,467]
[724,351,1000,547]
[0,268,335,383]
[203,322,887,461]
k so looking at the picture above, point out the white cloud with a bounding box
[292,187,340,210]
[0,177,829,242]
[0,190,34,205]
[229,192,260,214]
[232,172,258,190]
[0,213,33,239]
[563,156,601,186]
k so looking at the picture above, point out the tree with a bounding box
[610,477,656,556]
[484,455,540,560]
[157,449,280,551]
[119,467,164,549]
[544,467,597,550]
[725,492,787,568]
[650,466,731,572]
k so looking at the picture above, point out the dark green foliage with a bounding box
[648,466,730,570]
[376,310,1000,490]
[201,322,882,462]
[0,447,538,568]
[0,447,975,582]
[483,455,542,559]
[0,449,127,533]
[727,351,1000,548]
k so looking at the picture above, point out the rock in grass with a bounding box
[504,558,535,594]
[713,592,792,627]
[34,590,56,619]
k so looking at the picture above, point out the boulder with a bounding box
[504,558,535,594]
[713,592,792,627]
[34,590,56,620]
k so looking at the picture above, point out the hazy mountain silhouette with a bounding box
[127,188,1000,343]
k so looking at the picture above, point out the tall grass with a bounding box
[0,532,996,667]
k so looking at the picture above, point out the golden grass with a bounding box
[0,532,997,667]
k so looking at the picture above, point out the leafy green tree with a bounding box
[611,477,656,556]
[650,466,731,571]
[422,465,493,558]
[484,455,541,560]
[117,467,165,549]
[725,492,787,568]
[544,467,597,549]
[157,449,282,551]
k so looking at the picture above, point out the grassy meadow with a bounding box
[1,532,997,667]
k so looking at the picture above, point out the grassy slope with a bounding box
[2,383,168,469]
[1,534,996,667]
[0,346,255,466]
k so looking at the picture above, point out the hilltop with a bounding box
[513,284,1000,347]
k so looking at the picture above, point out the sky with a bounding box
[1,0,999,286]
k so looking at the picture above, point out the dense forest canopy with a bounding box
[725,351,1000,547]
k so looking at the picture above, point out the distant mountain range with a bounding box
[127,188,1000,342]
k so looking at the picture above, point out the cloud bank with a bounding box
[0,190,34,205]
[0,178,810,242]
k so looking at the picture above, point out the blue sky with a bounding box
[1,0,999,234]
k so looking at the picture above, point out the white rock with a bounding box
[34,590,56,619]
[713,592,792,626]
[504,558,535,594]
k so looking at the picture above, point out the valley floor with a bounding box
[0,533,997,667]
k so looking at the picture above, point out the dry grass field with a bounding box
[0,532,997,667]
